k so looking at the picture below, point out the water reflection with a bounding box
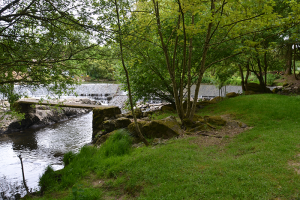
[0,112,93,198]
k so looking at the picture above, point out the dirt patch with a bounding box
[288,154,300,175]
[186,125,252,148]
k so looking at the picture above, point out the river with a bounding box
[0,112,93,199]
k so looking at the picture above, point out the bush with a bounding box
[101,129,132,157]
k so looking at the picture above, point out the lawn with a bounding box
[26,94,300,200]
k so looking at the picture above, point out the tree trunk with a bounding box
[188,0,214,120]
[239,65,246,91]
[186,15,194,116]
[245,63,250,91]
[152,0,184,121]
[114,0,149,146]
[294,44,298,80]
[285,43,292,75]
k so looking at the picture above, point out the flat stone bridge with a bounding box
[15,99,122,139]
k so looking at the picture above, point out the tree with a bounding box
[117,0,283,125]
[0,0,102,106]
[113,0,149,146]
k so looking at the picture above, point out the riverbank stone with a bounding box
[205,116,227,126]
[128,116,183,140]
[92,106,121,138]
[226,92,238,98]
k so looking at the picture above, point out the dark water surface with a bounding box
[0,112,93,198]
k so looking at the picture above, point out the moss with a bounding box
[142,116,183,139]
[127,120,148,137]
[226,92,238,98]
[210,96,224,103]
[206,116,227,126]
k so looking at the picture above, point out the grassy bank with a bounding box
[26,94,300,199]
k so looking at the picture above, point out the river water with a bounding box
[0,112,93,199]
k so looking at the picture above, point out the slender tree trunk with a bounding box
[114,0,149,146]
[285,43,292,75]
[152,0,184,121]
[239,65,246,91]
[294,44,298,80]
[178,0,187,114]
[256,55,266,92]
[245,63,250,91]
[186,15,194,116]
[264,52,268,86]
[188,0,214,120]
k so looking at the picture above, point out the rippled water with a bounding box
[0,112,93,198]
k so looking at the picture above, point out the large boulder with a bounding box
[92,106,121,138]
[142,116,184,139]
[127,120,149,136]
[93,117,132,143]
[205,116,227,126]
[128,116,184,140]
[226,92,238,98]
[210,96,223,103]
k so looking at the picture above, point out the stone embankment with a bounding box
[0,98,100,134]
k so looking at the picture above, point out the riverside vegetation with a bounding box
[24,94,300,199]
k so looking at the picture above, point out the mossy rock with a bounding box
[126,108,143,119]
[142,116,184,139]
[102,120,116,134]
[161,104,175,112]
[188,123,207,132]
[92,106,121,138]
[226,92,238,98]
[196,101,215,107]
[134,108,143,118]
[192,114,204,122]
[94,130,117,146]
[182,118,195,127]
[127,120,149,136]
[244,90,257,95]
[205,116,226,126]
[272,88,279,94]
[283,82,289,87]
[210,96,223,103]
[115,117,131,128]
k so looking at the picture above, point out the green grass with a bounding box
[26,94,300,200]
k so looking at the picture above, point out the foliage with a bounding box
[0,0,104,107]
[81,47,117,81]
